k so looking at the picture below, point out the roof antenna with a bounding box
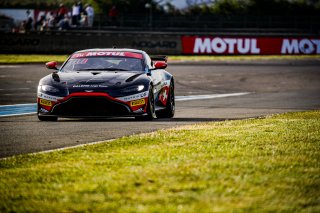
[113,45,117,49]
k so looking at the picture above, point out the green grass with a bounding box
[0,54,319,64]
[1,111,320,212]
[0,54,68,64]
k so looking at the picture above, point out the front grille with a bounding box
[51,97,130,117]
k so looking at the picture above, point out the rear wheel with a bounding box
[156,82,175,118]
[135,86,156,121]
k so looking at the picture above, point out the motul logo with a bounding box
[182,36,320,55]
[281,39,320,54]
[193,37,260,54]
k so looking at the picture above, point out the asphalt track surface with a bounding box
[1,60,320,158]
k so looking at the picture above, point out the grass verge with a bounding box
[0,54,68,64]
[1,111,320,212]
[0,54,319,64]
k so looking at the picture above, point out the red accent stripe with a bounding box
[60,92,127,105]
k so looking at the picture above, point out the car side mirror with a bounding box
[154,61,167,69]
[45,61,58,71]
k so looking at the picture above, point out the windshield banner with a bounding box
[182,36,320,55]
[71,51,143,59]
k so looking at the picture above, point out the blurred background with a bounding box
[0,0,319,54]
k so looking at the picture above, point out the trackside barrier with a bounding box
[0,32,181,55]
[182,36,320,55]
[0,32,319,55]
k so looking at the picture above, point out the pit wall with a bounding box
[0,32,319,55]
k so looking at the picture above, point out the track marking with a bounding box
[37,139,116,155]
[176,92,250,101]
[0,65,22,68]
[0,92,250,117]
[0,103,37,117]
[0,88,31,91]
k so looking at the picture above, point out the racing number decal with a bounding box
[130,99,145,107]
[39,99,52,106]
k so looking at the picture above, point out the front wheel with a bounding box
[156,82,175,118]
[135,86,156,121]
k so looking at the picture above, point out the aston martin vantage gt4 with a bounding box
[37,48,174,121]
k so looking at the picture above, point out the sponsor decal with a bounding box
[182,36,320,55]
[130,98,146,107]
[133,108,145,113]
[39,99,52,106]
[72,84,108,88]
[159,86,169,106]
[117,91,149,102]
[39,108,49,113]
[71,51,143,59]
[281,39,320,54]
[38,92,63,101]
[163,80,170,86]
[69,58,89,64]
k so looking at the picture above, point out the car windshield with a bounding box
[61,56,144,72]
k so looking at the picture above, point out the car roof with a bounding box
[74,48,146,55]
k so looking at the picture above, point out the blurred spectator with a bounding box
[78,1,84,15]
[19,20,27,33]
[109,5,118,26]
[35,14,45,31]
[79,12,88,26]
[85,4,94,27]
[72,2,80,26]
[25,17,33,31]
[46,12,55,29]
[57,3,67,23]
[25,10,33,31]
[59,14,70,30]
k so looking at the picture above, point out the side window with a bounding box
[144,54,153,70]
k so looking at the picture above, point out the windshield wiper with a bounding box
[76,68,129,71]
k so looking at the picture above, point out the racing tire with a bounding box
[156,82,175,118]
[135,86,156,121]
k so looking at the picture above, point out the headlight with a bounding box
[121,85,145,93]
[38,85,60,93]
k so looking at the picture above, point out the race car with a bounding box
[37,48,174,121]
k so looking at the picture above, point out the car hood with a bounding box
[56,71,144,87]
[39,71,148,97]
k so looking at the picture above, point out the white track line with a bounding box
[0,112,36,117]
[0,139,117,160]
[0,92,250,117]
[176,92,250,101]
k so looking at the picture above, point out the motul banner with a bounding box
[182,36,320,55]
